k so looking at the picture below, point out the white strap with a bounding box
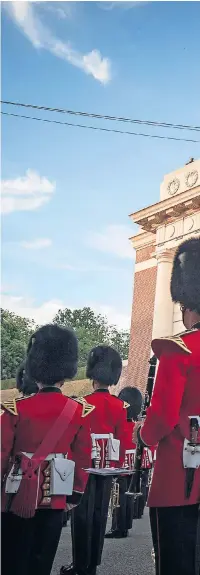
[22,452,65,461]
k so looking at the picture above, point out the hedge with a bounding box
[1,366,87,390]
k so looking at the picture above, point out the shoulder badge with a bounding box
[75,397,95,418]
[152,334,192,359]
[175,328,198,337]
[1,399,18,416]
[123,401,130,409]
[16,393,36,402]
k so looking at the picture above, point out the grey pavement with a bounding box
[52,508,155,575]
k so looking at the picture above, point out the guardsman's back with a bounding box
[60,345,126,575]
[136,238,200,575]
[148,326,200,508]
[84,389,127,436]
[1,324,93,575]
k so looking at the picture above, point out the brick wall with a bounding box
[111,363,128,396]
[127,263,157,395]
[135,244,155,263]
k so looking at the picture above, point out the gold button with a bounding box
[41,497,51,505]
[43,482,50,489]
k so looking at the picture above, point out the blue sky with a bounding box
[2,0,200,329]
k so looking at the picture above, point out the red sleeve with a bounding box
[1,411,17,479]
[115,407,129,466]
[125,421,136,449]
[69,416,92,500]
[141,352,189,447]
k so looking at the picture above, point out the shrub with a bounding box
[1,367,87,390]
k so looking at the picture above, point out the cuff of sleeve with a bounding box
[67,491,83,506]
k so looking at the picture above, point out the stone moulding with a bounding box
[129,186,200,234]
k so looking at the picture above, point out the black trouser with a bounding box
[71,474,113,572]
[1,509,64,575]
[141,469,150,504]
[150,504,200,575]
[111,476,134,532]
[63,510,70,526]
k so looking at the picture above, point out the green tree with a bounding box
[1,306,130,383]
[53,307,130,365]
[1,309,35,380]
[109,326,130,360]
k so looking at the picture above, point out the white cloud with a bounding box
[98,2,148,11]
[1,293,65,326]
[1,169,55,214]
[20,238,52,250]
[90,302,131,330]
[45,3,72,20]
[6,1,111,84]
[1,293,130,331]
[87,224,134,259]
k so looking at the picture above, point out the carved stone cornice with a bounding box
[129,186,200,233]
[130,230,156,250]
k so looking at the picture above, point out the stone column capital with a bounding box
[155,248,176,264]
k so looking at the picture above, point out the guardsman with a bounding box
[133,238,200,575]
[61,345,128,575]
[105,386,142,539]
[1,324,94,575]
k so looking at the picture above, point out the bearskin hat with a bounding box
[118,386,142,421]
[16,362,38,396]
[86,345,122,387]
[170,237,200,313]
[25,324,78,386]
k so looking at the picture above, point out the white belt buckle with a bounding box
[183,439,200,469]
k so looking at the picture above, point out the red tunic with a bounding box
[1,388,93,511]
[140,329,200,507]
[84,389,128,466]
[125,420,136,450]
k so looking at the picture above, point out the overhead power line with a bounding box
[1,99,200,133]
[2,111,200,143]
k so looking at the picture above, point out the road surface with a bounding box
[52,508,155,575]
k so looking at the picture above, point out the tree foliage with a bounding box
[54,307,130,366]
[1,309,35,380]
[1,306,130,381]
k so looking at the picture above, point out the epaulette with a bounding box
[152,334,192,360]
[1,398,18,416]
[175,327,199,337]
[75,397,95,418]
[16,393,36,402]
[123,401,130,409]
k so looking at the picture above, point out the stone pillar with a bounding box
[152,250,174,339]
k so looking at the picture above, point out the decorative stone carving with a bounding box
[165,224,175,240]
[167,178,180,196]
[185,170,198,188]
[184,217,194,234]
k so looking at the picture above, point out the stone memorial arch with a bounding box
[117,158,200,395]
